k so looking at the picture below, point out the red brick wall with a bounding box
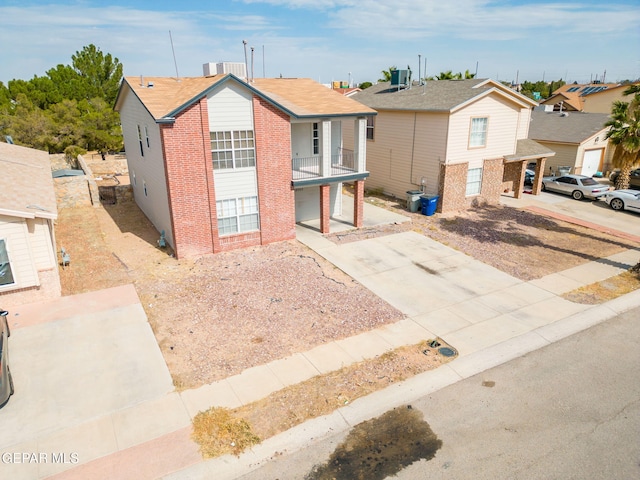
[438,158,504,213]
[161,98,217,258]
[253,97,296,244]
[353,180,364,227]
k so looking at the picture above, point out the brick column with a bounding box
[320,184,330,233]
[353,180,364,228]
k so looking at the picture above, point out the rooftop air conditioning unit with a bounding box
[391,69,409,87]
[203,62,247,78]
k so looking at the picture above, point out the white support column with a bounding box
[354,117,367,173]
[321,120,331,177]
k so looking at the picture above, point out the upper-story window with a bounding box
[144,126,150,148]
[312,123,320,155]
[469,117,488,148]
[366,117,375,140]
[211,130,256,170]
[137,125,144,156]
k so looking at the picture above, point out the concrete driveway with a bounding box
[501,190,640,239]
[0,285,176,479]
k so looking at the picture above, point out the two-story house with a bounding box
[346,78,548,213]
[114,72,375,258]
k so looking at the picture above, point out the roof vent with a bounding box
[147,82,154,88]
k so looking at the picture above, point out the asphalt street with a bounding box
[236,306,640,480]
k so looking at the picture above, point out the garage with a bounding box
[582,148,604,177]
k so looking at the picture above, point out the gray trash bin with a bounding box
[406,190,422,213]
[558,166,571,175]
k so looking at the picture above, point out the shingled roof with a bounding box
[115,74,376,121]
[0,142,57,219]
[350,78,537,112]
[529,109,611,144]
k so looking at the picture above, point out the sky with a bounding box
[1,0,639,87]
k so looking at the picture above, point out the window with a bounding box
[366,117,375,140]
[469,117,488,148]
[144,126,150,148]
[216,196,260,235]
[466,167,483,196]
[0,239,15,287]
[312,123,320,155]
[137,125,144,156]
[143,181,148,196]
[211,130,255,170]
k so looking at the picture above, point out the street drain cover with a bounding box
[438,347,456,357]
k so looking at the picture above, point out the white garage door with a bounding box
[582,149,603,177]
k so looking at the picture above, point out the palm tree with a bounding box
[605,84,640,189]
[379,66,397,83]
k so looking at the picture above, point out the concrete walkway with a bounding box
[2,195,639,480]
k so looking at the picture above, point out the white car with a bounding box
[541,174,610,200]
[602,189,640,213]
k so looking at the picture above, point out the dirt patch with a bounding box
[192,339,453,458]
[54,202,404,390]
[562,271,640,304]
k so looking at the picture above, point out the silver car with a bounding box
[0,309,13,408]
[541,174,610,200]
[602,189,640,213]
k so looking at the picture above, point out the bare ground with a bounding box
[54,193,639,391]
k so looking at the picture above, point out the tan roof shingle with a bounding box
[117,75,376,120]
[0,142,57,219]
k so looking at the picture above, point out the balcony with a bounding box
[292,149,359,182]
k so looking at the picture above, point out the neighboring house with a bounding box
[540,82,620,112]
[0,142,61,307]
[582,83,640,114]
[346,78,550,213]
[114,72,375,258]
[528,109,613,177]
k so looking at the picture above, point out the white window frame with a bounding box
[144,125,150,148]
[137,125,144,156]
[466,167,483,196]
[216,196,260,236]
[0,238,16,288]
[469,117,488,148]
[312,123,320,155]
[211,130,256,170]
[366,117,375,140]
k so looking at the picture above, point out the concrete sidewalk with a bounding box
[4,196,639,480]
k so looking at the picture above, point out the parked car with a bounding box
[609,168,640,188]
[524,169,536,186]
[541,174,610,200]
[0,309,13,408]
[602,189,640,213]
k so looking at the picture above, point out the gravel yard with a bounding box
[54,191,638,391]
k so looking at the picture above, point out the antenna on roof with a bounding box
[169,30,180,81]
[242,40,249,82]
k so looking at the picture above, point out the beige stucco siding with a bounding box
[359,110,448,198]
[516,107,531,139]
[534,142,577,174]
[0,215,39,291]
[447,94,520,169]
[582,90,625,114]
[27,217,56,270]
[119,88,173,246]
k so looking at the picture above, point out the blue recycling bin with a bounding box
[420,195,439,216]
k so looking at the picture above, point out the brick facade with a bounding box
[438,158,504,213]
[253,97,297,246]
[159,94,297,257]
[319,184,331,233]
[161,98,217,258]
[353,180,364,228]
